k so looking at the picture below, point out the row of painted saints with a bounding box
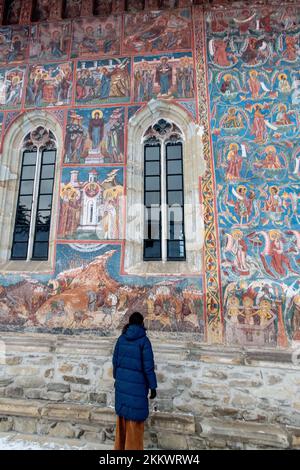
[0,54,194,110]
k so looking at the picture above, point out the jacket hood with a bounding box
[124,324,146,341]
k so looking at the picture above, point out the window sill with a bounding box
[0,260,54,273]
[124,260,201,276]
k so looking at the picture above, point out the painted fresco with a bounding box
[4,0,22,25]
[63,0,82,18]
[64,107,124,164]
[0,112,4,142]
[206,5,300,345]
[26,62,73,108]
[93,1,113,16]
[75,58,131,105]
[123,8,192,53]
[0,245,203,335]
[0,66,25,109]
[29,22,71,62]
[58,167,124,241]
[134,53,194,101]
[71,16,121,59]
[0,26,29,65]
[32,0,50,22]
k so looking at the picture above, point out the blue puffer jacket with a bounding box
[113,325,157,422]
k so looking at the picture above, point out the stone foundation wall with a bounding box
[0,332,300,449]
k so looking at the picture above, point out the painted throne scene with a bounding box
[58,167,124,241]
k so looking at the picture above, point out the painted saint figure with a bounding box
[254,146,283,170]
[250,104,268,144]
[248,70,261,99]
[156,57,172,96]
[225,143,243,180]
[88,110,104,151]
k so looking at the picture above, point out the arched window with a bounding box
[0,110,62,272]
[143,119,185,261]
[11,128,57,261]
[125,100,206,276]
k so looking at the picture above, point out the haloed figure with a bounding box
[113,312,157,450]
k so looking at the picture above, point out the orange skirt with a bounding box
[114,415,144,451]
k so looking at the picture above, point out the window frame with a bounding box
[143,138,186,262]
[125,100,206,276]
[0,111,62,273]
[11,138,57,262]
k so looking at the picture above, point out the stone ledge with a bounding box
[41,404,91,423]
[0,331,299,369]
[0,399,42,418]
[200,418,290,449]
[0,399,194,434]
[150,412,195,434]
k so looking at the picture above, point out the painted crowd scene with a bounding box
[0,1,298,347]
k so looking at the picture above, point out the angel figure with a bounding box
[258,230,299,278]
[224,229,250,276]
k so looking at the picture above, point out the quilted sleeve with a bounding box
[112,338,120,379]
[142,337,157,390]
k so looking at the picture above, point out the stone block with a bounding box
[5,386,23,398]
[48,422,75,439]
[0,378,13,387]
[65,391,87,402]
[150,412,195,434]
[63,376,90,386]
[0,398,41,417]
[15,377,45,389]
[13,417,37,434]
[41,403,91,422]
[0,416,13,432]
[24,389,43,400]
[44,369,54,379]
[59,364,74,374]
[47,383,71,393]
[157,432,188,450]
[200,418,289,449]
[89,393,107,405]
[90,408,115,426]
[40,391,65,401]
[5,356,22,366]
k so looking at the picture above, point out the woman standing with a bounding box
[113,312,157,450]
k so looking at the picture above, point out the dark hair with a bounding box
[122,311,145,334]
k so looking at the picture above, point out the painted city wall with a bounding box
[0,2,298,348]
